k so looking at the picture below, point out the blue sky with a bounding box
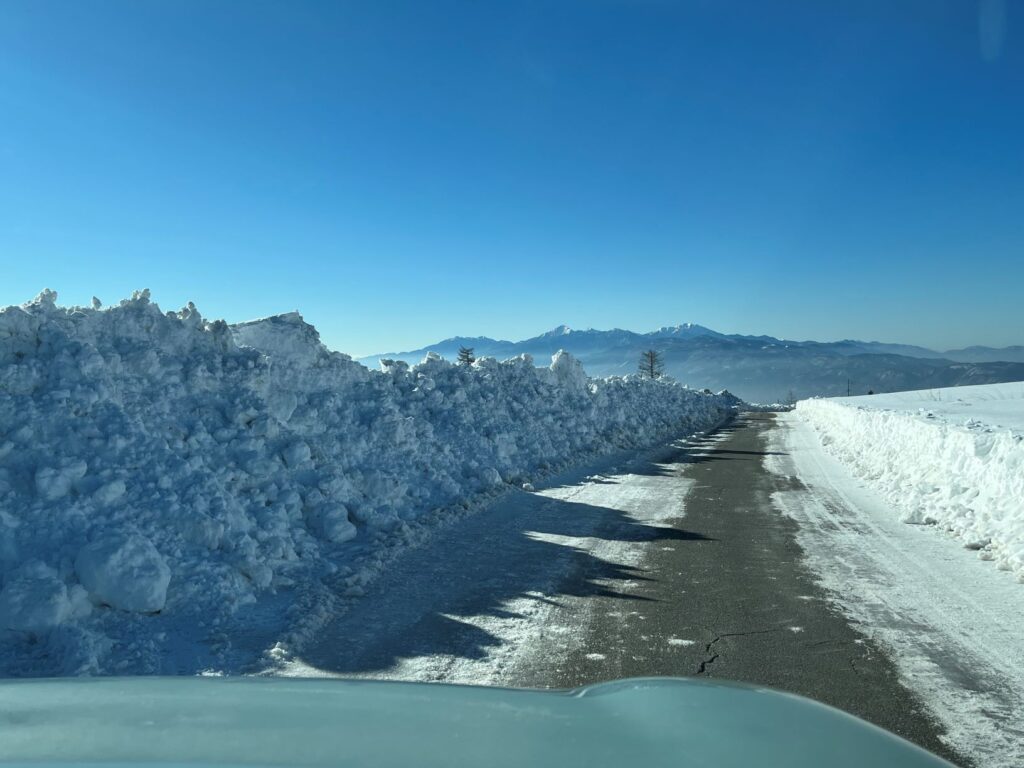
[1,1,1021,355]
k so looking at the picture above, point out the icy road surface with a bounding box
[277,414,1024,767]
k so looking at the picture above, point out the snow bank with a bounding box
[0,290,739,675]
[796,384,1024,580]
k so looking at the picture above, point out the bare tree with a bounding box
[638,349,664,379]
[457,346,475,365]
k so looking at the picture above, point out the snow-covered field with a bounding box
[0,290,738,676]
[828,382,1024,432]
[796,383,1024,581]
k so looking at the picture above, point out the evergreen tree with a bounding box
[638,349,664,379]
[457,346,475,365]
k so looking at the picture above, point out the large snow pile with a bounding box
[0,290,739,675]
[796,383,1024,580]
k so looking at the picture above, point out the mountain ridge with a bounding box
[355,324,1024,403]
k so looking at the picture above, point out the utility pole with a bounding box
[847,378,851,397]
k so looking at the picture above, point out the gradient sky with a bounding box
[1,1,1021,355]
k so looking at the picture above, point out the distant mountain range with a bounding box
[357,325,1024,404]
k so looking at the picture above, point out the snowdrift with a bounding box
[796,384,1024,581]
[0,290,739,675]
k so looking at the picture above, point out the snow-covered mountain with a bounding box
[648,323,725,340]
[360,326,1024,403]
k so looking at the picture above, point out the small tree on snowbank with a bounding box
[457,346,475,365]
[638,349,664,379]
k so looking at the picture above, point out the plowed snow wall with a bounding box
[0,291,738,672]
[796,397,1024,580]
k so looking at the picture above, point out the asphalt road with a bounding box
[290,413,965,765]
[548,416,967,758]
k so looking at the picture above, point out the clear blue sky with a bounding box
[1,1,1021,355]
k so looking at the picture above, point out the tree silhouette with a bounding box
[457,346,476,365]
[638,349,664,379]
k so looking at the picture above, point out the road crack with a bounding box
[696,636,721,674]
[695,627,788,676]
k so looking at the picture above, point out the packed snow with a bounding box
[768,414,1024,767]
[796,383,1024,581]
[0,290,740,675]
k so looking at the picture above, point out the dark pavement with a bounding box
[531,414,962,765]
[295,413,964,765]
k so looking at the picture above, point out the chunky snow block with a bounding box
[0,562,90,633]
[75,535,172,613]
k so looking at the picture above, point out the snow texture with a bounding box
[768,413,1024,767]
[796,383,1024,580]
[0,290,739,675]
[75,535,171,613]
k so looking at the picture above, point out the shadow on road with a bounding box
[290,447,716,676]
